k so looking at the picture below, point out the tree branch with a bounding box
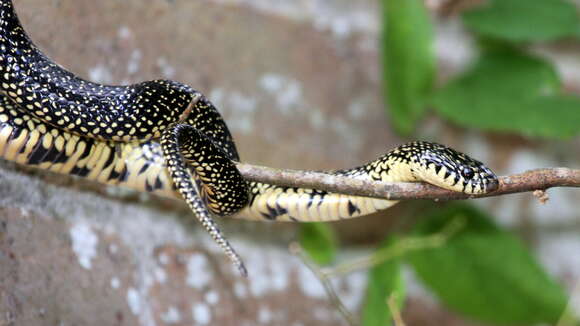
[235,163,580,200]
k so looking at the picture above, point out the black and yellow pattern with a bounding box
[0,0,199,141]
[0,0,499,275]
[0,96,499,220]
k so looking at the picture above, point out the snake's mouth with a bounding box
[485,176,500,193]
[463,166,499,194]
[467,169,499,194]
[477,164,500,193]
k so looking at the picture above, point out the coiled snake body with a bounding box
[0,0,498,275]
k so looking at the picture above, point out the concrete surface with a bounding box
[0,0,579,325]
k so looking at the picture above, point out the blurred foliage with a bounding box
[409,204,568,325]
[382,0,435,135]
[382,0,580,138]
[463,0,580,42]
[432,48,580,138]
[303,0,580,323]
[361,237,405,326]
[298,222,337,265]
[301,204,571,325]
[318,0,580,325]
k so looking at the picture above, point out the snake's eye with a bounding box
[462,167,475,179]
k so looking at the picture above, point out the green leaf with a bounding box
[463,0,580,42]
[408,204,568,325]
[382,0,435,135]
[362,237,406,326]
[432,50,580,139]
[516,96,580,138]
[298,223,337,265]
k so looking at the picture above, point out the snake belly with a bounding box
[0,94,393,222]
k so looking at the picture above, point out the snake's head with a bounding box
[412,142,499,195]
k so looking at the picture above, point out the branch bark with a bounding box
[235,163,580,200]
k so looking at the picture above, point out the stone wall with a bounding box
[0,1,579,325]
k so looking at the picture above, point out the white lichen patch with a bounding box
[18,207,30,218]
[127,287,143,315]
[191,303,212,325]
[204,0,379,39]
[0,165,375,322]
[245,248,291,296]
[315,15,351,39]
[204,290,219,305]
[156,57,176,79]
[259,73,303,115]
[186,254,211,289]
[69,223,98,270]
[160,306,182,324]
[434,19,475,74]
[259,73,336,135]
[0,166,192,326]
[143,271,155,290]
[154,266,167,284]
[88,64,114,84]
[110,277,121,289]
[158,252,170,265]
[257,306,273,324]
[233,281,247,298]
[308,108,325,129]
[329,117,362,152]
[117,25,132,40]
[297,264,326,299]
[209,88,257,134]
[312,4,378,39]
[336,270,367,310]
[108,243,119,254]
[127,49,142,75]
[538,234,580,283]
[347,100,367,121]
[313,307,333,321]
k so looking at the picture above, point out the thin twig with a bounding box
[556,277,580,326]
[237,164,580,200]
[322,216,466,277]
[290,218,466,326]
[388,293,406,326]
[290,243,359,326]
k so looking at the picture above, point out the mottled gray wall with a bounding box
[0,1,579,325]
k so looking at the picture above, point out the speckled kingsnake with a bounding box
[0,0,499,276]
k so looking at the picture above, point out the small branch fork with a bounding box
[236,165,580,200]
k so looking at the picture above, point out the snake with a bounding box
[0,0,499,276]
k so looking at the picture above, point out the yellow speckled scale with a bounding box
[14,128,38,164]
[0,124,13,157]
[60,136,82,173]
[4,126,27,160]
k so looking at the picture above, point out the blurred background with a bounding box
[0,0,579,325]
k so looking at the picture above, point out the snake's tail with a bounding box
[161,124,248,277]
[187,191,248,277]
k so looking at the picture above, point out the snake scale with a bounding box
[0,0,498,276]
